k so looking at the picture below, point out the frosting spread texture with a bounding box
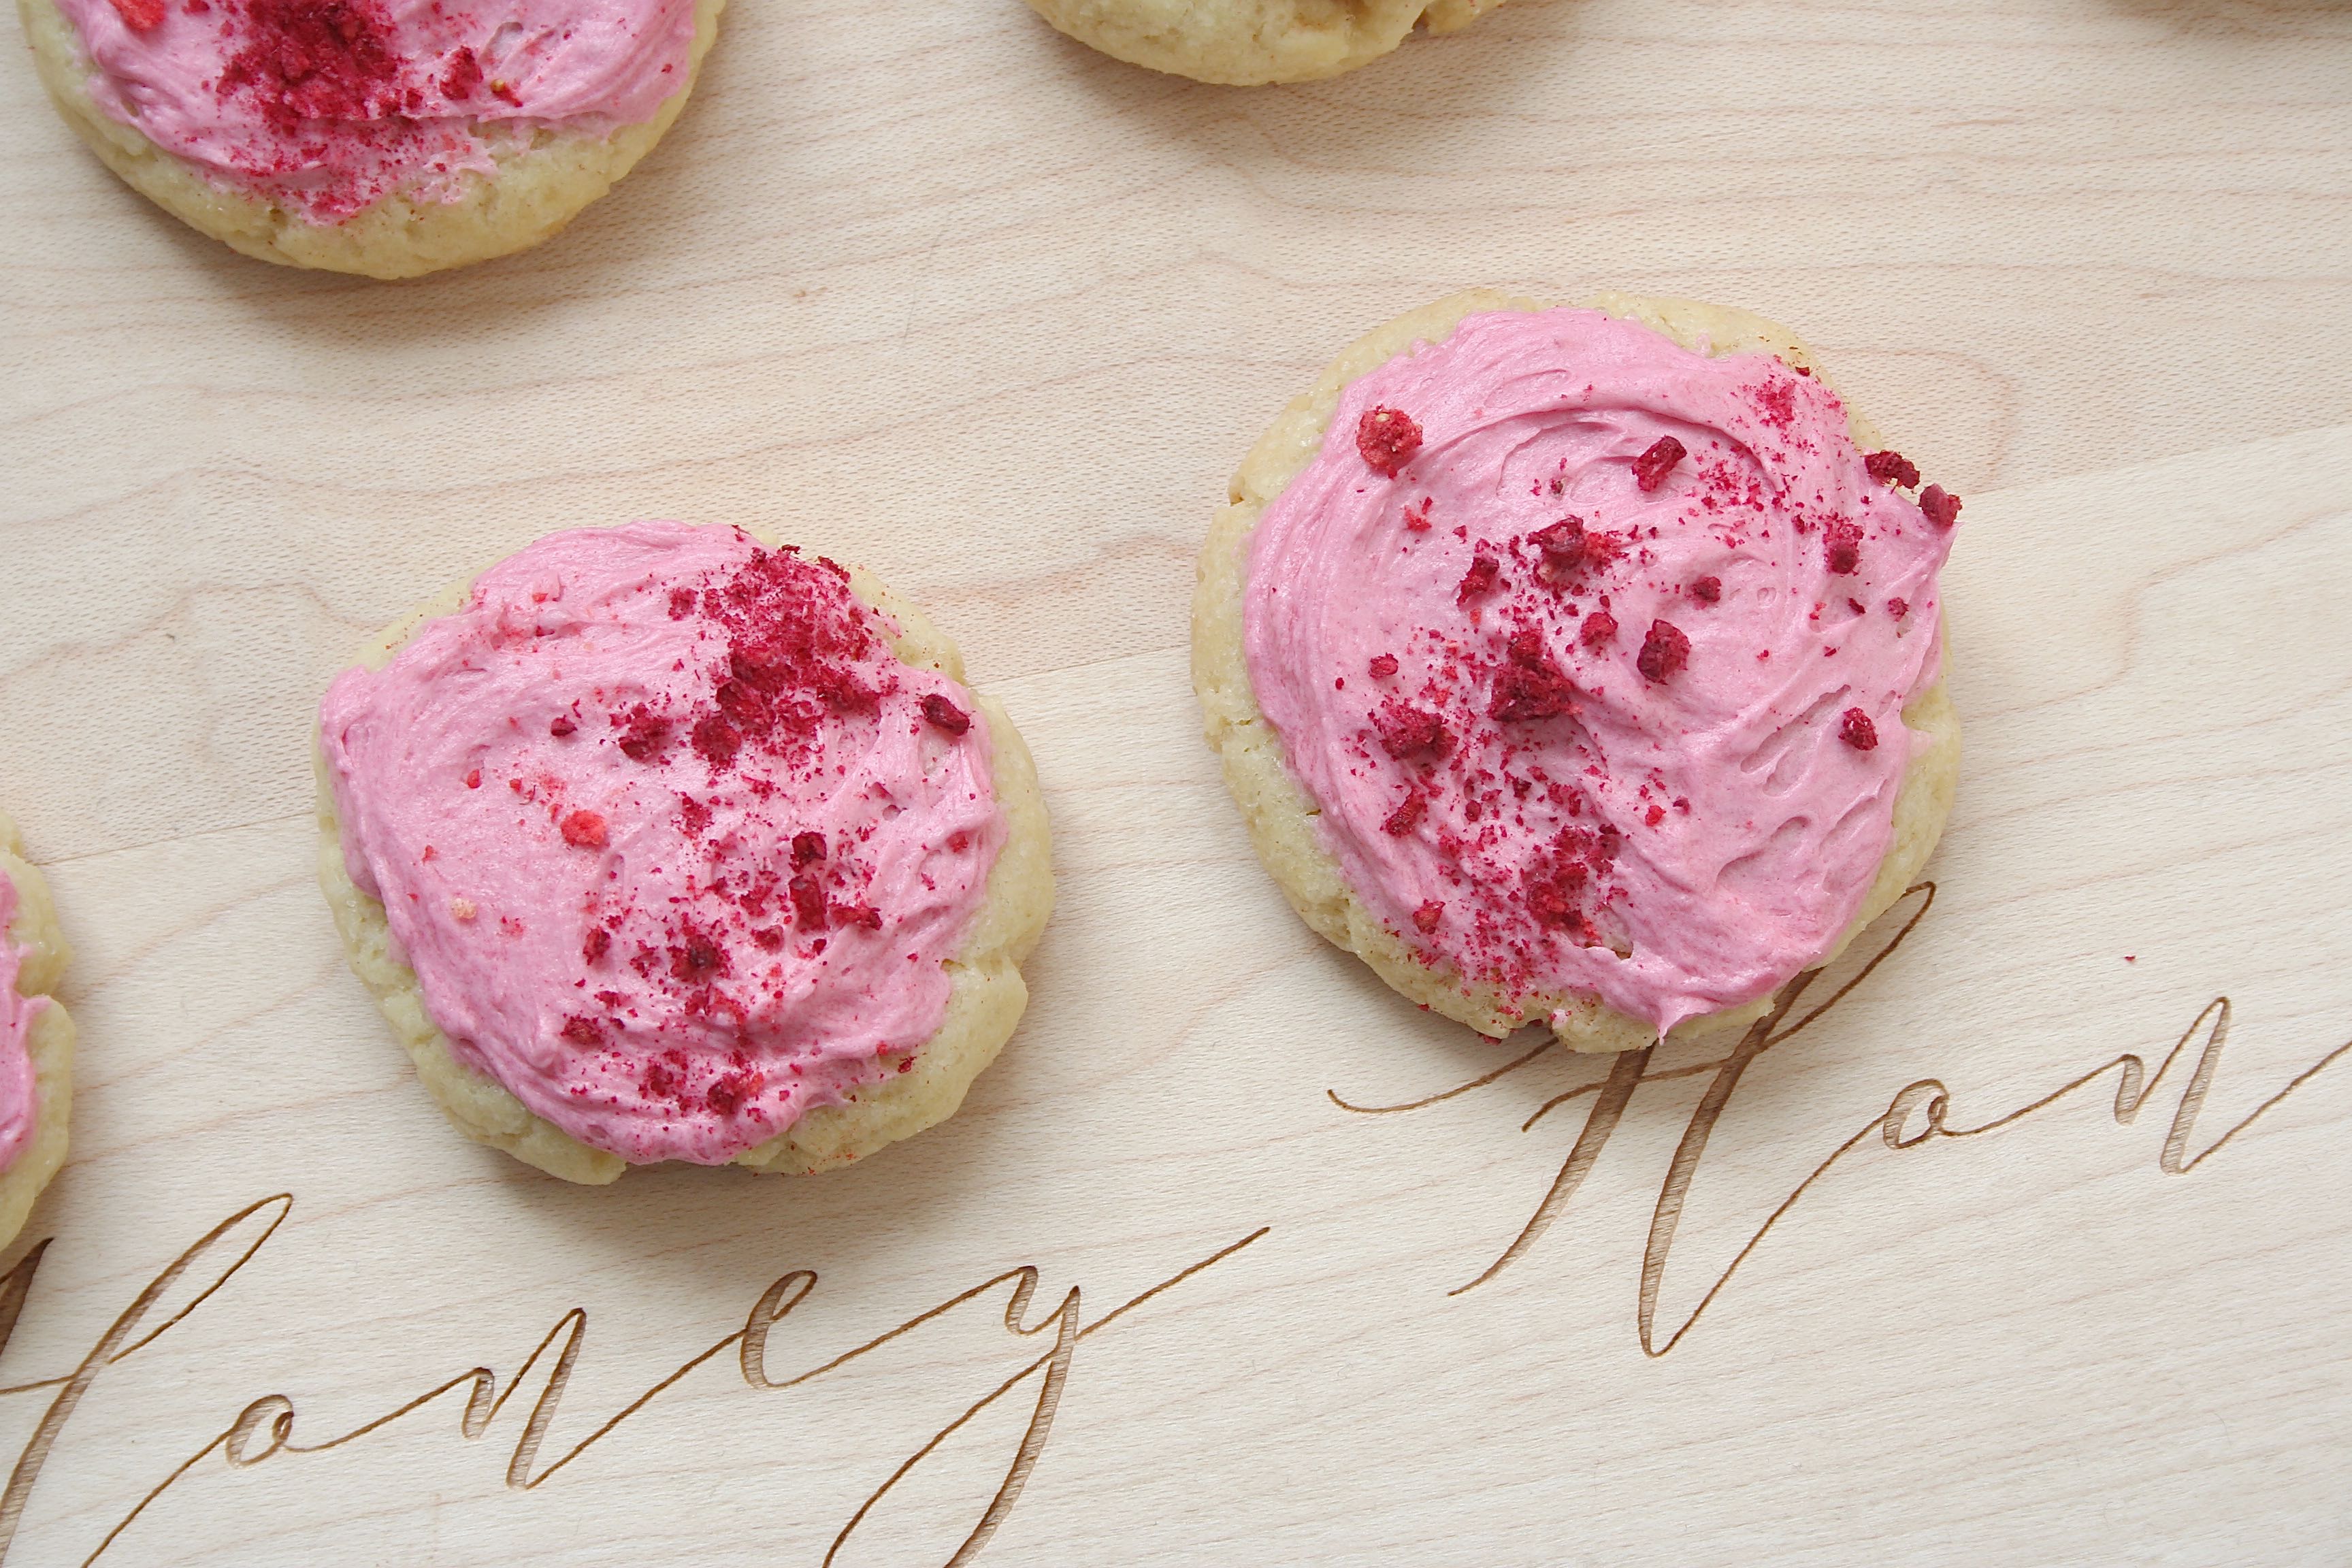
[0,870,43,1176]
[321,522,1004,1164]
[54,0,696,218]
[1244,308,1957,1036]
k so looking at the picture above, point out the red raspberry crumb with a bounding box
[1383,794,1425,836]
[1839,708,1879,751]
[691,714,742,768]
[948,830,970,852]
[1412,900,1444,934]
[559,1015,604,1047]
[1887,596,1910,619]
[1403,500,1433,532]
[440,43,483,99]
[1356,407,1424,476]
[1918,485,1962,527]
[1531,518,1586,568]
[667,587,696,620]
[559,810,608,849]
[791,830,827,867]
[1489,641,1577,721]
[549,715,576,738]
[1646,804,1665,827]
[109,0,165,27]
[1372,700,1452,760]
[464,768,481,789]
[1636,620,1690,683]
[1690,576,1722,604]
[1579,610,1618,649]
[1633,436,1687,493]
[1456,552,1502,606]
[789,875,828,928]
[582,927,611,965]
[1864,451,1921,489]
[616,706,671,762]
[1825,521,1863,575]
[921,693,972,735]
[1369,653,1399,680]
[706,1069,761,1117]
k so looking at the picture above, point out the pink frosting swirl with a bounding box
[1244,308,1957,1036]
[0,870,44,1176]
[52,0,696,218]
[321,523,1004,1165]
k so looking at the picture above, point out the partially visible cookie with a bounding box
[1023,0,1505,85]
[0,810,74,1251]
[1194,291,1963,1053]
[19,0,723,278]
[318,521,1054,1184]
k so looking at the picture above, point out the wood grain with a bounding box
[1,0,2349,1562]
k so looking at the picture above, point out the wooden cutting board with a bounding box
[2,1,2348,1562]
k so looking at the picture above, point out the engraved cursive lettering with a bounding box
[1332,883,2352,1349]
[0,1204,1264,1567]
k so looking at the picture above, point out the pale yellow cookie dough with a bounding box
[0,809,74,1251]
[1192,290,1961,1054]
[318,534,1055,1185]
[18,0,723,279]
[1024,0,1505,86]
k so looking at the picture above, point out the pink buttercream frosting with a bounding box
[321,522,1004,1165]
[0,870,44,1176]
[1245,308,1957,1037]
[53,0,696,218]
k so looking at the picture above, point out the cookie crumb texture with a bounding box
[0,811,74,1252]
[19,0,723,276]
[318,524,1052,1183]
[1024,0,1506,85]
[1194,291,1961,1052]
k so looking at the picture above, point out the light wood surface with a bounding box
[2,1,2350,1563]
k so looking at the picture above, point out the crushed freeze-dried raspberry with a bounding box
[1839,708,1878,751]
[691,714,742,768]
[1918,485,1961,527]
[109,0,165,28]
[1489,640,1577,721]
[1579,610,1618,648]
[1369,653,1399,680]
[615,706,671,762]
[791,831,826,868]
[1825,520,1863,575]
[1637,620,1690,682]
[789,875,827,929]
[582,926,611,965]
[1372,700,1452,760]
[559,810,607,849]
[921,693,971,735]
[1384,794,1425,836]
[1356,407,1424,476]
[559,1015,604,1047]
[1690,575,1722,604]
[1531,517,1586,568]
[1412,900,1443,934]
[1864,451,1921,489]
[1456,553,1502,606]
[1633,436,1687,493]
[1887,596,1910,619]
[549,715,576,738]
[706,1068,760,1116]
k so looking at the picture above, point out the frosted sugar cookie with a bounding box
[1194,291,1963,1054]
[1023,0,1503,85]
[19,0,722,277]
[318,522,1053,1184]
[0,810,74,1250]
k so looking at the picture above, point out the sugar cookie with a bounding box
[318,521,1054,1183]
[1024,0,1504,85]
[1194,291,1962,1052]
[0,810,74,1250]
[20,0,722,277]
